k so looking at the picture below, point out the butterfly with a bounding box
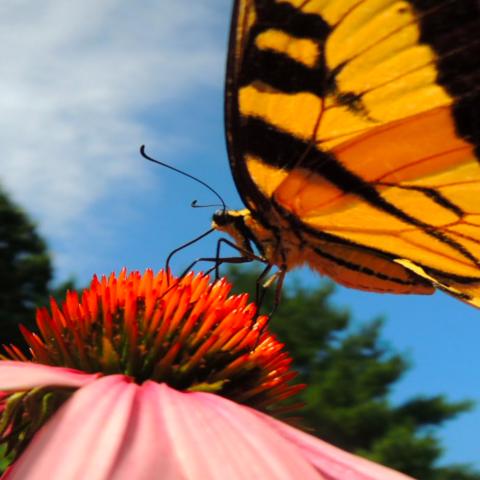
[211,0,480,307]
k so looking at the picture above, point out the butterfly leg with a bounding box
[258,265,287,316]
[213,237,268,280]
[177,254,253,282]
[251,265,287,349]
[254,263,273,307]
[273,266,286,315]
[165,227,216,281]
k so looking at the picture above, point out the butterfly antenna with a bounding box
[140,145,226,212]
[191,200,225,209]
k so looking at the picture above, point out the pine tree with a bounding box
[0,185,53,348]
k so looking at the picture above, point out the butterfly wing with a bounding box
[225,0,480,305]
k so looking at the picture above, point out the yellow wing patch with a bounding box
[256,30,321,68]
[240,86,322,142]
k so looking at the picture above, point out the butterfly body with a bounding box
[214,0,480,306]
[213,208,306,270]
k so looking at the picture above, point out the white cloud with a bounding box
[0,0,226,238]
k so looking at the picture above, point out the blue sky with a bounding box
[1,0,479,470]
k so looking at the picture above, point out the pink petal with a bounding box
[4,375,138,480]
[258,412,415,480]
[5,380,325,480]
[105,381,184,480]
[4,379,413,480]
[0,361,99,390]
[139,383,324,480]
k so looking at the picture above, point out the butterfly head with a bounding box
[212,208,299,271]
[212,209,263,256]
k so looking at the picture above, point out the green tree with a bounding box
[0,185,75,350]
[229,266,480,480]
[0,185,52,348]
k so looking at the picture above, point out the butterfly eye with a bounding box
[212,211,231,226]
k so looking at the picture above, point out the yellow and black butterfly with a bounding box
[212,0,480,307]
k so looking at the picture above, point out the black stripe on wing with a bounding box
[378,183,465,218]
[311,245,430,288]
